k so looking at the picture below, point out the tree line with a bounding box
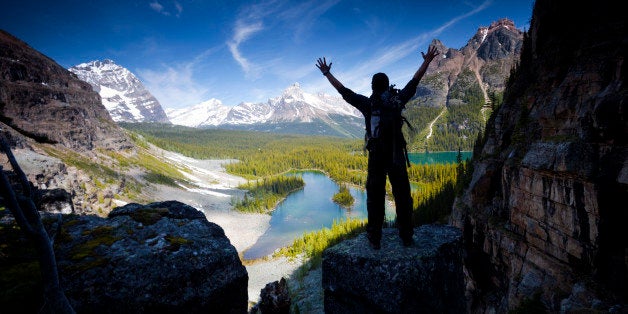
[232,175,305,213]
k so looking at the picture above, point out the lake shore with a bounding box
[147,148,305,304]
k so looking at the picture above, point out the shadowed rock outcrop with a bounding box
[0,200,249,313]
[0,29,131,151]
[322,225,464,313]
[450,0,627,312]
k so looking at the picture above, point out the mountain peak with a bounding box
[280,83,304,102]
[459,18,523,61]
[488,18,516,31]
[69,60,170,123]
[283,82,302,93]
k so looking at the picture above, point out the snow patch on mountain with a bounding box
[166,83,361,128]
[166,99,230,127]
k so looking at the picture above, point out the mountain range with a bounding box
[167,18,522,143]
[65,18,522,144]
[166,83,364,137]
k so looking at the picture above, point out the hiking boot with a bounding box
[367,233,381,250]
[402,237,414,247]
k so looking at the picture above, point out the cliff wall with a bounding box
[450,0,627,312]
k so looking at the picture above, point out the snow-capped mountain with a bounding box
[166,83,364,137]
[166,98,230,127]
[69,59,170,123]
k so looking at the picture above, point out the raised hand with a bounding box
[421,45,439,63]
[316,57,332,74]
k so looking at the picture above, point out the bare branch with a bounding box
[0,139,75,313]
[0,165,37,235]
[0,139,32,198]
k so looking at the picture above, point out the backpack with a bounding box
[365,85,414,166]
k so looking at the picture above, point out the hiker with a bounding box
[316,45,439,249]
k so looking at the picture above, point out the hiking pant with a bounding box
[365,138,413,243]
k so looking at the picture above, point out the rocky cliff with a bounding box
[322,225,465,313]
[407,18,524,151]
[0,30,132,152]
[450,0,627,312]
[420,18,523,107]
[0,30,158,215]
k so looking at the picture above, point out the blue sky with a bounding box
[1,0,535,109]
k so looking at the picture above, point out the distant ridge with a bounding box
[167,83,364,138]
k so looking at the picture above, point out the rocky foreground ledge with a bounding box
[322,225,465,313]
[1,201,248,313]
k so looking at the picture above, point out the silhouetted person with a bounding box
[316,45,439,249]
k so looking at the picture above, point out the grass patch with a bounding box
[43,146,118,183]
[128,207,169,225]
[165,235,193,251]
[71,225,120,261]
[143,171,179,187]
[274,218,365,261]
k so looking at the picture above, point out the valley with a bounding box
[0,23,482,308]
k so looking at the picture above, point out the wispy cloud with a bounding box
[308,0,492,94]
[227,20,264,77]
[174,1,183,17]
[149,1,183,18]
[227,0,338,78]
[137,46,221,108]
[149,2,164,14]
[278,0,340,42]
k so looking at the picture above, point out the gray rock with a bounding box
[252,277,291,314]
[322,225,464,313]
[53,201,248,313]
[37,188,75,214]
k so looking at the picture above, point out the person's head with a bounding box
[371,72,389,94]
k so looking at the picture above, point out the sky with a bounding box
[1,0,535,109]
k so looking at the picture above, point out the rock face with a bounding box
[50,201,248,313]
[450,0,627,312]
[407,18,524,151]
[421,18,523,106]
[0,30,132,151]
[322,225,464,313]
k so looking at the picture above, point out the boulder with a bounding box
[252,277,291,314]
[51,201,248,313]
[36,188,74,214]
[322,225,464,313]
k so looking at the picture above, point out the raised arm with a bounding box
[316,57,345,92]
[398,46,440,103]
[412,45,439,82]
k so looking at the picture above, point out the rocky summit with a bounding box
[322,225,465,313]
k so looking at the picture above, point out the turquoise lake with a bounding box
[242,151,472,260]
[407,151,472,164]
